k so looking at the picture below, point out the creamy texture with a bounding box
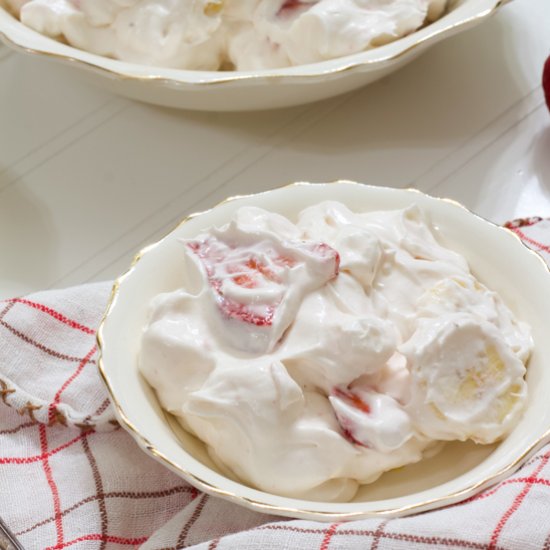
[9,0,225,69]
[8,0,447,70]
[139,202,532,501]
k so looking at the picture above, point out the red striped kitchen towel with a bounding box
[1,217,550,550]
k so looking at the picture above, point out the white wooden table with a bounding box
[0,0,548,300]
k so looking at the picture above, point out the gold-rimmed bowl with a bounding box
[1,0,505,111]
[97,181,550,521]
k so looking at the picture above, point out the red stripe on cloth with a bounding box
[40,424,64,547]
[524,450,550,468]
[489,452,550,548]
[0,302,15,320]
[261,525,326,535]
[15,485,195,537]
[48,344,97,424]
[0,431,92,464]
[81,435,108,550]
[45,533,148,549]
[208,538,220,550]
[260,525,492,549]
[92,398,111,417]
[0,421,36,435]
[320,523,340,550]
[340,529,495,549]
[7,298,96,334]
[177,493,208,547]
[514,477,550,487]
[466,474,550,504]
[371,520,389,550]
[457,451,550,505]
[510,226,550,254]
[0,318,96,364]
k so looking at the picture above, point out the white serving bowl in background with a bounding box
[1,0,505,111]
[97,181,550,521]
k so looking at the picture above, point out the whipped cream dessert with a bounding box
[139,202,531,501]
[7,0,447,70]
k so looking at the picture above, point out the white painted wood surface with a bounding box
[0,0,548,299]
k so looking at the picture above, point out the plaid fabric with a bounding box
[1,220,550,550]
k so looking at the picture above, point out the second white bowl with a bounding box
[1,0,503,110]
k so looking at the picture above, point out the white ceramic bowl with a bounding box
[1,0,504,111]
[97,181,550,521]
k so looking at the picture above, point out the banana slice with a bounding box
[400,313,527,444]
[417,275,533,362]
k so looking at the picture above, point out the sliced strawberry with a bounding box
[544,55,550,112]
[277,0,314,17]
[330,387,413,452]
[185,232,339,352]
[330,387,371,448]
[187,238,295,326]
[333,387,371,415]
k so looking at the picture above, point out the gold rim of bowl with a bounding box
[96,180,550,519]
[0,1,505,87]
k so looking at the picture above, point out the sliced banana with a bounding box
[400,313,527,444]
[417,275,533,362]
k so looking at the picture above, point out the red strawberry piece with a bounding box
[331,387,372,447]
[187,239,280,326]
[544,55,550,112]
[186,235,339,333]
[278,0,313,17]
[333,387,371,414]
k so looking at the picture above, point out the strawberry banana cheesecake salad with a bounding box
[138,201,532,502]
[6,0,447,70]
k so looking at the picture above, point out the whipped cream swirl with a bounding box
[138,202,531,501]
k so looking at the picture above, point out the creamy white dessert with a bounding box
[7,0,447,70]
[138,202,532,502]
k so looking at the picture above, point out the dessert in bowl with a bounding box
[0,0,505,110]
[4,0,448,71]
[97,182,550,520]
